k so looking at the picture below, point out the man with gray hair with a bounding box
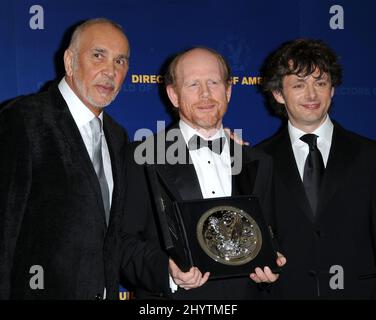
[0,18,130,299]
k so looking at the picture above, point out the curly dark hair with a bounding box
[261,39,343,117]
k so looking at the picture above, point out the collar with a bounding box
[288,115,334,148]
[179,119,226,146]
[58,77,103,129]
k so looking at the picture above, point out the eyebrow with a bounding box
[92,48,106,54]
[117,54,129,60]
[92,48,128,60]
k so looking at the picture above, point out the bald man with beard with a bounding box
[0,18,130,299]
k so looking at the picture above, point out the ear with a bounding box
[226,83,232,102]
[272,90,286,104]
[64,49,74,77]
[331,87,335,98]
[166,85,179,108]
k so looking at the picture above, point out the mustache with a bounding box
[193,99,218,107]
[94,78,115,90]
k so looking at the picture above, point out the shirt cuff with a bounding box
[169,274,178,293]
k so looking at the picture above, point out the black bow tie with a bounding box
[187,134,226,155]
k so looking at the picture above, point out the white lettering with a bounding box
[29,265,44,289]
[329,265,344,289]
[329,5,344,30]
[29,5,44,30]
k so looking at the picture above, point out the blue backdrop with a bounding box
[1,0,375,299]
[1,0,375,145]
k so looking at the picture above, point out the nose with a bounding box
[306,84,317,100]
[103,61,116,79]
[200,83,211,99]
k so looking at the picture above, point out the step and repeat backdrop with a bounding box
[1,0,375,145]
[1,0,375,299]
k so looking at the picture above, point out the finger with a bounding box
[180,267,200,283]
[187,267,201,284]
[172,267,196,285]
[249,272,261,283]
[181,269,210,289]
[276,253,287,267]
[177,267,202,287]
[234,135,242,144]
[198,272,210,286]
[180,274,202,290]
[254,267,268,283]
[263,266,279,282]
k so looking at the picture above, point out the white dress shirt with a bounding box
[58,78,114,207]
[288,115,334,180]
[169,120,232,291]
[179,120,232,198]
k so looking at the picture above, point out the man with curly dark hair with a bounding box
[257,39,376,299]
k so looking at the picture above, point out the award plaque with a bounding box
[196,205,262,266]
[146,165,279,279]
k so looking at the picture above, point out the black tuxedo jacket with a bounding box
[257,122,376,299]
[0,84,129,299]
[120,125,275,299]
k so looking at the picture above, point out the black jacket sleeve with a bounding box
[0,106,32,299]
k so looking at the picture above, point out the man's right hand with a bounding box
[169,258,210,290]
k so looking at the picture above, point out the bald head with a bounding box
[63,19,130,116]
[68,18,129,55]
[165,47,231,88]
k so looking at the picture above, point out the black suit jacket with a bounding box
[0,84,129,299]
[257,122,376,299]
[120,125,275,299]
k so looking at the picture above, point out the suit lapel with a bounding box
[51,86,107,224]
[316,123,359,218]
[156,162,203,201]
[103,114,125,227]
[229,137,258,196]
[155,127,203,201]
[155,127,264,201]
[274,129,315,222]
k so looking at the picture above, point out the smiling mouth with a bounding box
[302,103,320,110]
[197,104,216,111]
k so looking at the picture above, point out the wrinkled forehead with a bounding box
[175,50,226,80]
[79,23,129,53]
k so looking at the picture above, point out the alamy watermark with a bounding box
[133,121,244,175]
[29,5,44,30]
[329,265,344,290]
[29,265,44,290]
[329,5,344,30]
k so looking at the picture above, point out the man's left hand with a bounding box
[249,252,286,283]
